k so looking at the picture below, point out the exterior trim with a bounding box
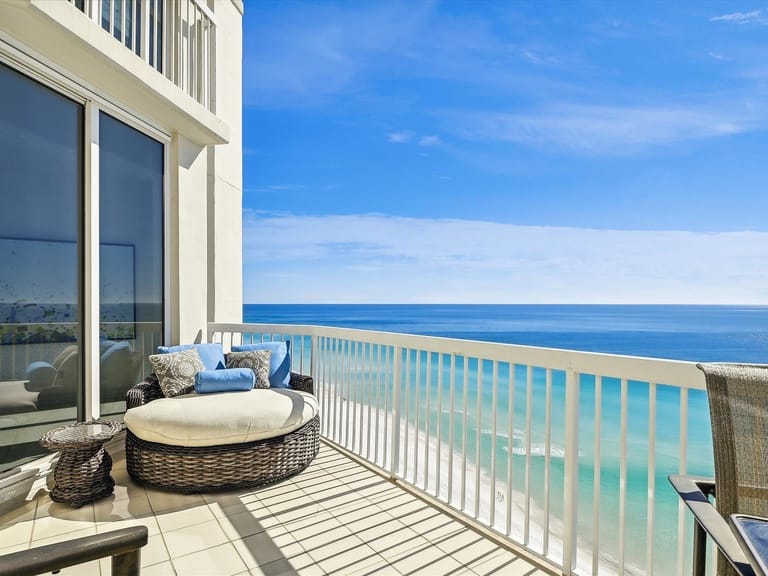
[0,35,170,144]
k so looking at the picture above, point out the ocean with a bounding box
[242,304,768,573]
[243,304,768,363]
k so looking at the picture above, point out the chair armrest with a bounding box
[125,374,164,409]
[290,373,314,395]
[669,475,756,576]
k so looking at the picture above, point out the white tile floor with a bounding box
[0,437,551,576]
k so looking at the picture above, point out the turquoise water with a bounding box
[243,304,767,573]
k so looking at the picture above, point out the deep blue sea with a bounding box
[243,304,768,362]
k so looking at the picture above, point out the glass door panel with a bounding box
[99,113,163,416]
[0,63,83,471]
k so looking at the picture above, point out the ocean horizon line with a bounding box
[243,302,768,307]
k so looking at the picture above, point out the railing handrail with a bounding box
[0,526,148,576]
[208,321,705,389]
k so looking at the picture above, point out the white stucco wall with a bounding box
[208,0,244,324]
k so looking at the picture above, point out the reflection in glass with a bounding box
[0,63,82,470]
[99,113,163,416]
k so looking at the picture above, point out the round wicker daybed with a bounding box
[123,373,319,493]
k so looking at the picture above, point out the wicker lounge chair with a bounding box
[670,363,768,576]
[124,372,319,493]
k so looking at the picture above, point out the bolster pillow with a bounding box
[194,368,255,394]
[24,361,57,391]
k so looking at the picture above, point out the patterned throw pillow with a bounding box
[226,350,272,389]
[149,348,205,397]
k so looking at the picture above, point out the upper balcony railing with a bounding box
[68,0,216,112]
[210,322,715,576]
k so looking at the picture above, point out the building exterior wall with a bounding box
[209,0,244,324]
[0,0,243,418]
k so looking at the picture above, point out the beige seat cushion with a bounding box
[124,389,318,447]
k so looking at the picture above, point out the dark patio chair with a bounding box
[670,363,768,576]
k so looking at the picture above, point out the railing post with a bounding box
[562,365,580,575]
[140,0,150,64]
[389,345,402,479]
[112,549,141,576]
[310,332,318,389]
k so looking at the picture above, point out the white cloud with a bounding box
[444,102,762,155]
[710,10,765,24]
[243,213,768,304]
[387,131,414,143]
[418,135,442,147]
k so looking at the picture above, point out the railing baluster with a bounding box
[366,342,373,460]
[358,341,365,455]
[383,345,390,470]
[647,381,658,575]
[543,367,552,555]
[352,340,358,452]
[490,360,498,528]
[563,367,580,575]
[403,348,411,481]
[424,351,432,493]
[448,353,456,506]
[507,363,515,537]
[344,340,352,448]
[524,364,533,545]
[374,344,381,465]
[414,349,421,486]
[390,345,402,478]
[461,355,469,512]
[619,377,628,575]
[474,358,482,519]
[334,338,342,443]
[436,352,443,499]
[676,387,689,576]
[592,375,603,575]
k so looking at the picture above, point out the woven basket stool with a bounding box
[40,420,122,508]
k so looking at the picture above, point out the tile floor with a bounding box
[0,437,550,576]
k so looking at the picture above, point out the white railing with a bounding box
[68,0,216,111]
[209,322,715,576]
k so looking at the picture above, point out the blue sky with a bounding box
[241,2,768,304]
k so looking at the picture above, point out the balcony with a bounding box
[0,0,228,145]
[0,322,713,575]
[68,0,216,112]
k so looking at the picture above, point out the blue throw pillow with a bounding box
[157,343,225,371]
[194,368,255,394]
[231,341,291,388]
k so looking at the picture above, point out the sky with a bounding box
[241,1,768,304]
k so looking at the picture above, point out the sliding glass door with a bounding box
[99,113,163,415]
[0,63,165,471]
[0,63,83,469]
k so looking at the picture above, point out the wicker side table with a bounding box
[40,420,122,508]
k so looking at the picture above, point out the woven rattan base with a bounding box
[40,420,121,508]
[125,415,320,493]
